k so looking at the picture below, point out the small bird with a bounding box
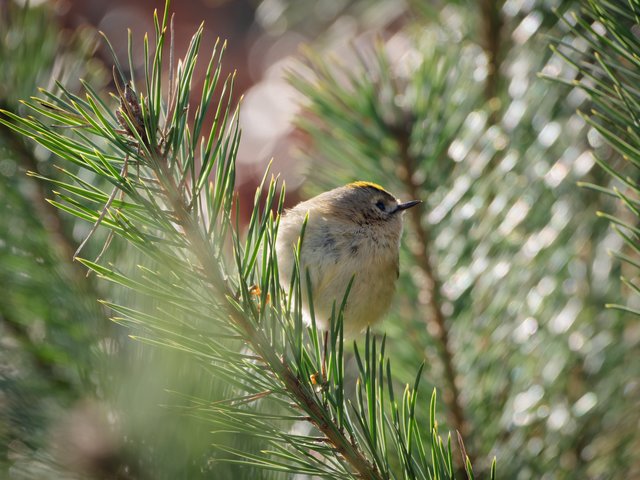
[276,181,421,337]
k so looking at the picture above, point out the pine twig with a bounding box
[0,110,77,263]
[133,111,384,479]
[479,0,504,121]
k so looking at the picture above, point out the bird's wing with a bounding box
[315,262,338,294]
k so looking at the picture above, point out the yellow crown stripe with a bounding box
[347,181,388,193]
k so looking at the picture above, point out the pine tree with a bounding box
[1,2,481,478]
[2,0,640,478]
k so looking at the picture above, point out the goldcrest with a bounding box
[276,181,420,337]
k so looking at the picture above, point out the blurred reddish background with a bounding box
[53,0,308,220]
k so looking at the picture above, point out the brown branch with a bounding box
[275,357,383,479]
[395,130,473,462]
[1,309,77,393]
[480,0,505,122]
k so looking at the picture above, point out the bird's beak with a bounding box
[395,200,422,212]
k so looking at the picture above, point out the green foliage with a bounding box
[1,3,476,478]
[290,37,480,196]
[4,0,640,478]
[0,3,111,476]
[289,1,639,478]
[552,0,640,312]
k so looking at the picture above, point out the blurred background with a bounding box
[1,0,639,478]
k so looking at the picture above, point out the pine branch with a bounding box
[551,0,640,307]
[0,107,78,263]
[479,0,504,110]
[142,131,383,480]
[394,128,472,458]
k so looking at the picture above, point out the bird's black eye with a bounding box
[375,201,386,211]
